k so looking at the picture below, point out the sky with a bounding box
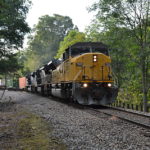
[26,0,96,32]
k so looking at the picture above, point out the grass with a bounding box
[0,105,67,150]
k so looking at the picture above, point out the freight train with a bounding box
[20,42,118,105]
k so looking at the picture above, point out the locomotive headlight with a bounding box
[107,83,112,87]
[93,55,97,62]
[83,83,88,88]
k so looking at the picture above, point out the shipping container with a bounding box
[19,77,26,89]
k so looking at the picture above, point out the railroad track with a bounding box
[105,105,150,118]
[2,89,150,129]
[33,93,150,129]
[88,106,150,129]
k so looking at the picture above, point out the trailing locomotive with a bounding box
[23,42,118,105]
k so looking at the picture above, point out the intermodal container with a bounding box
[19,77,26,89]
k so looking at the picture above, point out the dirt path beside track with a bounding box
[0,90,66,150]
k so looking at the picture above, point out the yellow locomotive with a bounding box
[25,42,118,105]
[50,42,118,105]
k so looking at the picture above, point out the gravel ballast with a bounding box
[1,90,150,150]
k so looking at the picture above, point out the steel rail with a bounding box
[104,105,150,118]
[89,108,150,129]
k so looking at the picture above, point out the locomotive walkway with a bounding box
[0,90,150,150]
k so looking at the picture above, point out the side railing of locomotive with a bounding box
[51,42,118,105]
[25,75,31,91]
[26,72,42,93]
[25,73,36,92]
[28,59,60,95]
[39,60,60,95]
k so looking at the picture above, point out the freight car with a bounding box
[22,42,118,105]
[19,77,26,89]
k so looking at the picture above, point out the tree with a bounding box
[0,53,23,88]
[86,25,132,86]
[55,30,86,58]
[0,54,22,74]
[0,0,31,57]
[90,0,150,111]
[23,49,41,72]
[25,14,76,70]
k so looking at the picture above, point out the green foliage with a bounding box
[0,0,31,57]
[0,0,31,84]
[85,22,104,42]
[25,14,75,71]
[0,53,22,74]
[117,77,143,105]
[23,50,41,73]
[86,26,135,87]
[88,0,150,110]
[55,30,86,58]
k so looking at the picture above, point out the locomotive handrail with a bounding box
[73,70,82,81]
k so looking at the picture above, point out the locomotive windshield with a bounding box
[62,42,109,60]
[71,47,90,56]
[71,47,109,57]
[70,42,109,57]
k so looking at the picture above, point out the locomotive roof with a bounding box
[65,42,109,56]
[69,42,108,50]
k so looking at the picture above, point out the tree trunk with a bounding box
[141,62,148,112]
[5,73,7,89]
[143,89,148,112]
